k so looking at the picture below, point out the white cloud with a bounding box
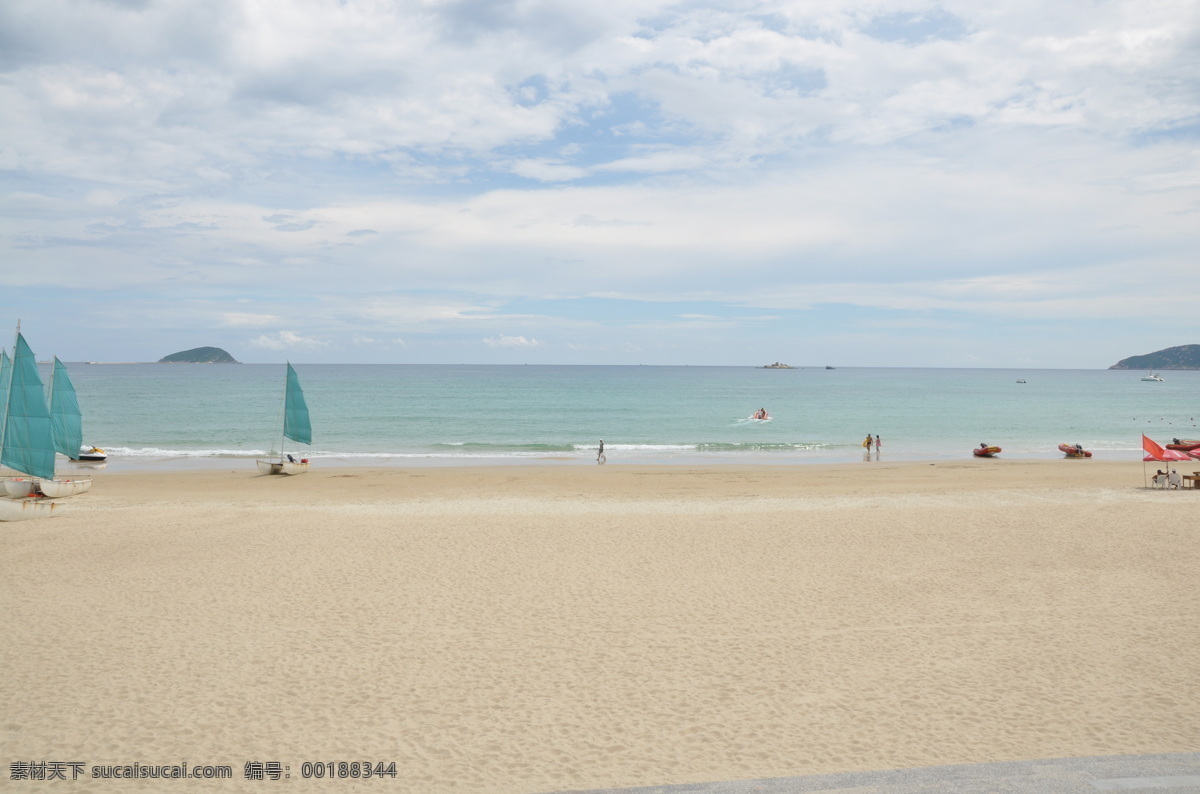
[483,335,543,348]
[249,330,331,351]
[221,312,276,327]
[2,0,1198,365]
[506,159,590,182]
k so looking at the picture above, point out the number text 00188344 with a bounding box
[300,761,398,779]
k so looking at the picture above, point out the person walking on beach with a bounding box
[874,435,881,453]
[597,439,606,464]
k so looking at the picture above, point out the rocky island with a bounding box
[158,346,240,364]
[1108,344,1200,370]
[760,362,794,369]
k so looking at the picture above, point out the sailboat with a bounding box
[39,357,93,497]
[0,331,67,520]
[256,362,312,475]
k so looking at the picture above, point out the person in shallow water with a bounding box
[597,439,606,464]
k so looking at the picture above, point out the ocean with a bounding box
[49,363,1200,470]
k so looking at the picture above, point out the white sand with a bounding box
[2,460,1197,792]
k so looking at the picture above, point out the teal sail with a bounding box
[1,333,57,480]
[0,350,11,450]
[47,357,84,459]
[282,362,311,446]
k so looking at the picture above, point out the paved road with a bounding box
[545,753,1200,793]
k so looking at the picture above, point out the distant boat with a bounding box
[257,362,312,475]
[1016,379,1027,383]
[826,365,836,370]
[0,331,67,520]
[1141,373,1164,381]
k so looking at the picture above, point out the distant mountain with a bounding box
[1109,344,1200,370]
[158,346,239,364]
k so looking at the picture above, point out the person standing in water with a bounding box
[597,439,606,464]
[875,435,881,453]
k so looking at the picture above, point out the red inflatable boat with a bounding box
[1059,443,1092,458]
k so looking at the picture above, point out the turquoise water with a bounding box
[50,364,1200,468]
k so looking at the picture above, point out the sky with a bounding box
[2,0,1198,367]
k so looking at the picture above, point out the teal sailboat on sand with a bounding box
[51,358,106,463]
[39,357,94,497]
[1,331,67,520]
[257,362,312,475]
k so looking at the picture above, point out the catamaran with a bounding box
[0,331,67,520]
[40,357,93,497]
[256,362,312,475]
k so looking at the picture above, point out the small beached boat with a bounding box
[3,477,36,497]
[256,362,312,475]
[1059,443,1092,458]
[43,357,92,496]
[0,331,67,521]
[1166,439,1200,452]
[973,445,1001,457]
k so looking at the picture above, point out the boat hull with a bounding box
[36,478,93,497]
[3,478,36,497]
[257,459,310,475]
[1059,443,1092,458]
[973,446,1001,457]
[0,496,65,521]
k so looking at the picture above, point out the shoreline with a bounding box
[4,461,1196,793]
[54,446,1170,475]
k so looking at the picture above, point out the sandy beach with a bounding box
[2,460,1197,791]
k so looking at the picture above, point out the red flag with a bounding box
[1142,434,1165,460]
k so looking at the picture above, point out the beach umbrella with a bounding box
[1143,451,1192,462]
[1141,435,1190,487]
[1142,434,1191,461]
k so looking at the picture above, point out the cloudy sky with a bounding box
[2,0,1197,366]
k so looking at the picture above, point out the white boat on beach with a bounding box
[43,356,92,496]
[0,331,67,521]
[0,495,66,521]
[256,362,312,475]
[3,477,36,497]
[37,478,92,498]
